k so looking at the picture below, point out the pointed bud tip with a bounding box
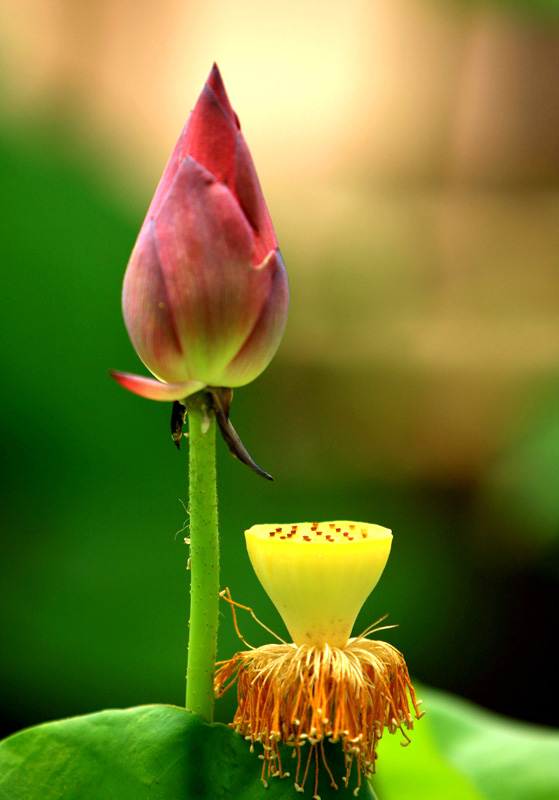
[208,62,223,86]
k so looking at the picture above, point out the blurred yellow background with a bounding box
[1,0,558,738]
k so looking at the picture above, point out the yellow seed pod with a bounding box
[245,521,392,647]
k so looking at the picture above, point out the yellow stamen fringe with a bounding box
[215,636,423,794]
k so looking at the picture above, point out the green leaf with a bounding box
[373,686,559,800]
[0,704,374,800]
[4,689,556,800]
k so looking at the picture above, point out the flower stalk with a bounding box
[111,65,289,722]
[184,392,220,721]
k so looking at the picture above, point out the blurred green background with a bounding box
[1,0,558,740]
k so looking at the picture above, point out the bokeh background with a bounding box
[1,0,559,740]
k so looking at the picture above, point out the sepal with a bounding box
[110,371,204,402]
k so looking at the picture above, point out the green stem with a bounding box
[185,392,219,721]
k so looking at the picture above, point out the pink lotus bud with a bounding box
[112,64,288,403]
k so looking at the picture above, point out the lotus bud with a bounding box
[111,64,288,405]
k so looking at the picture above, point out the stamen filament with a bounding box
[215,637,422,793]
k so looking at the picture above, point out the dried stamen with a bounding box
[215,635,422,793]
